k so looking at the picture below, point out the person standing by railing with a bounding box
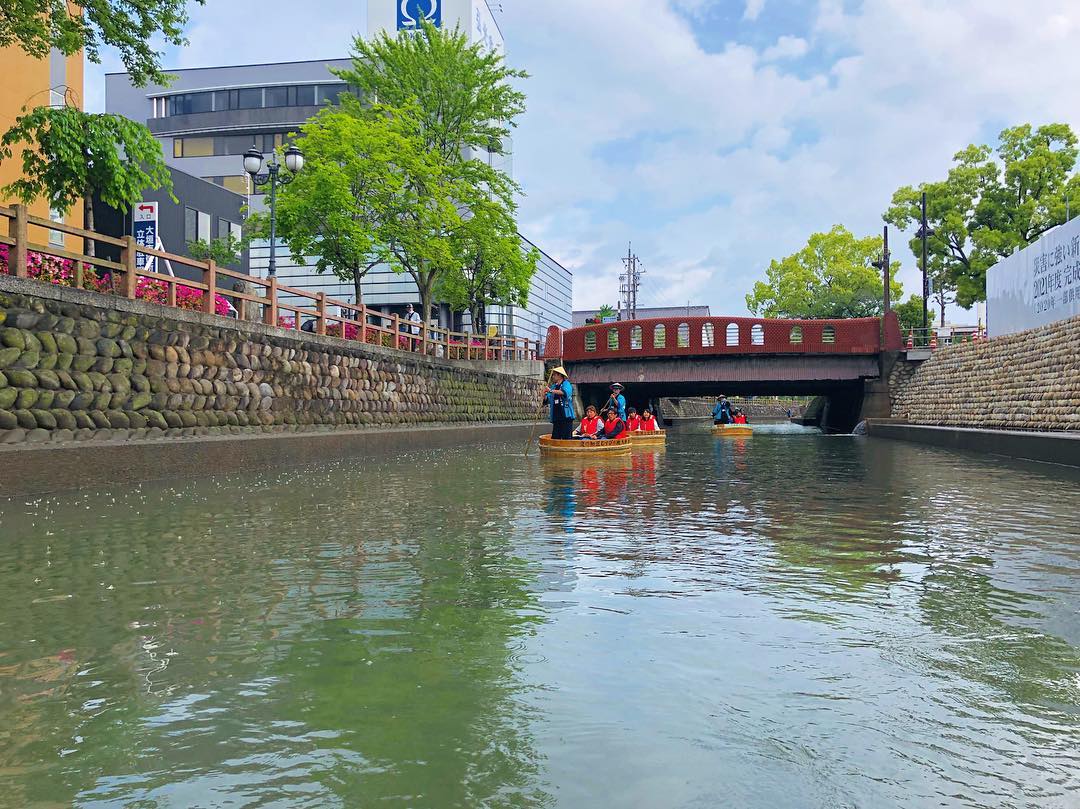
[405,303,422,351]
[545,366,575,440]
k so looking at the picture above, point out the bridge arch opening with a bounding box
[654,324,666,348]
[726,323,739,346]
[790,326,803,345]
[585,330,596,351]
[607,328,620,351]
[631,325,643,350]
[751,324,764,345]
[702,323,715,348]
[677,323,690,348]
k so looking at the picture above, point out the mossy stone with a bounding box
[55,353,73,370]
[14,409,36,429]
[15,350,40,369]
[55,317,75,335]
[0,371,5,390]
[120,325,136,341]
[107,374,130,394]
[143,410,168,429]
[76,320,100,339]
[72,354,96,372]
[92,357,114,373]
[76,337,96,355]
[0,346,22,368]
[56,370,76,391]
[87,371,108,390]
[54,390,76,408]
[89,410,110,429]
[127,411,148,429]
[71,372,93,392]
[52,409,76,430]
[36,390,55,409]
[110,392,129,409]
[105,410,130,429]
[37,354,57,370]
[74,411,95,429]
[6,369,36,388]
[163,410,182,428]
[0,388,16,409]
[35,370,60,390]
[30,409,56,429]
[96,338,121,358]
[179,411,197,428]
[1,328,25,349]
[13,312,39,330]
[21,331,41,353]
[93,392,112,410]
[101,322,122,339]
[55,333,77,354]
[15,390,38,411]
[69,392,94,411]
[36,332,57,354]
[0,409,17,430]
[131,374,150,393]
[130,391,152,410]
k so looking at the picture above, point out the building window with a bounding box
[185,208,210,244]
[607,328,619,351]
[317,84,347,106]
[790,326,804,345]
[213,90,230,111]
[677,323,690,348]
[751,324,764,345]
[584,331,596,352]
[173,137,213,157]
[48,209,64,246]
[630,325,643,350]
[236,88,262,109]
[702,322,715,347]
[168,92,212,115]
[49,89,65,108]
[220,176,250,195]
[295,85,316,106]
[264,86,288,107]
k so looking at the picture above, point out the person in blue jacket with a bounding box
[606,382,627,420]
[712,395,732,425]
[545,366,575,440]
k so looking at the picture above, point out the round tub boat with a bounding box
[712,424,753,437]
[630,429,667,446]
[539,435,632,457]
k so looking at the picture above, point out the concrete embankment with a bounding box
[0,276,543,441]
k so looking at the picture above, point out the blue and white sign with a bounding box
[132,201,158,274]
[397,0,440,30]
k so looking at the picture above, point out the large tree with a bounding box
[260,99,451,308]
[0,0,202,86]
[885,123,1080,309]
[333,21,527,323]
[438,201,538,331]
[746,225,902,319]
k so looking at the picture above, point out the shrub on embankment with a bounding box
[891,314,1080,431]
[0,279,542,445]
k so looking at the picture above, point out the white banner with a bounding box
[986,217,1080,337]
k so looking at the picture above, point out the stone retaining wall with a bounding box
[0,277,543,446]
[891,314,1080,431]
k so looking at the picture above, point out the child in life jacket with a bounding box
[732,409,748,424]
[639,408,659,431]
[626,407,642,432]
[573,405,602,439]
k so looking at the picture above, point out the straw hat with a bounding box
[550,366,569,378]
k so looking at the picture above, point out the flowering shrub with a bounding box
[134,276,232,316]
[0,244,111,292]
[326,322,361,340]
[278,315,297,329]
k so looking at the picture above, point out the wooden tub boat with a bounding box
[712,424,753,437]
[539,435,632,456]
[630,429,667,445]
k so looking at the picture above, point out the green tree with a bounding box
[439,202,538,331]
[893,295,925,333]
[259,100,449,308]
[885,123,1080,308]
[596,304,616,320]
[746,225,902,319]
[187,233,243,268]
[334,22,527,323]
[0,0,202,86]
[0,105,172,255]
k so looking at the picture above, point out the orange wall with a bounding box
[0,45,84,250]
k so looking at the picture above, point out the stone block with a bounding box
[25,428,51,444]
[37,390,55,409]
[35,369,60,390]
[52,409,76,430]
[73,412,95,430]
[89,410,111,429]
[96,337,121,358]
[37,332,57,354]
[15,388,38,409]
[0,409,17,430]
[72,354,97,372]
[30,409,56,429]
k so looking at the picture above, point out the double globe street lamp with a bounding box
[243,143,304,277]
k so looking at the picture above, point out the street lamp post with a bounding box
[914,191,935,342]
[243,144,304,277]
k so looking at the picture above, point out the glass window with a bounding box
[213,90,230,111]
[198,211,210,243]
[295,85,316,106]
[790,326,804,345]
[317,84,346,106]
[677,323,689,348]
[229,221,243,243]
[702,323,715,347]
[221,175,250,194]
[173,138,183,158]
[236,88,262,109]
[653,324,666,348]
[607,328,619,351]
[176,137,213,157]
[185,207,198,243]
[264,86,288,107]
[287,86,296,106]
[822,325,836,344]
[751,324,764,345]
[584,331,596,352]
[169,92,212,115]
[224,135,255,155]
[48,209,64,246]
[726,323,739,346]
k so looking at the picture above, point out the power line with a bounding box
[619,242,645,319]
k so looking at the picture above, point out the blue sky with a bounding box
[85,0,1080,319]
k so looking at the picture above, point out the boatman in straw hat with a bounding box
[545,366,576,440]
[606,382,627,420]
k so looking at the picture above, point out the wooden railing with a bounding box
[0,204,538,363]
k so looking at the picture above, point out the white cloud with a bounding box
[761,35,808,61]
[743,0,766,21]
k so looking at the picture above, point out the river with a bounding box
[0,424,1077,808]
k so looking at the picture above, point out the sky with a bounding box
[84,0,1080,320]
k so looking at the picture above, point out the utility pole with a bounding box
[620,242,644,319]
[872,225,891,313]
[915,191,935,340]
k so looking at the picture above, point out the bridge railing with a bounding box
[0,204,537,364]
[552,314,901,361]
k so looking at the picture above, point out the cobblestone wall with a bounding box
[891,314,1080,431]
[0,282,542,445]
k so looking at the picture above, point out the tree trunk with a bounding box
[352,268,365,312]
[83,192,95,258]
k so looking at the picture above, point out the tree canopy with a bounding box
[884,123,1080,308]
[746,225,902,319]
[0,0,202,86]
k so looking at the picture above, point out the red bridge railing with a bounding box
[551,313,901,361]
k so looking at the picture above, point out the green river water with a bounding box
[0,424,1078,808]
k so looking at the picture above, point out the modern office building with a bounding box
[0,43,85,251]
[103,0,571,342]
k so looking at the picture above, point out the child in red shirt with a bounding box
[639,408,659,431]
[626,407,642,432]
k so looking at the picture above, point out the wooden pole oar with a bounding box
[524,369,555,457]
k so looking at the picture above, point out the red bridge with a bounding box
[544,313,904,432]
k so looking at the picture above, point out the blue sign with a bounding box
[132,201,158,274]
[397,0,440,30]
